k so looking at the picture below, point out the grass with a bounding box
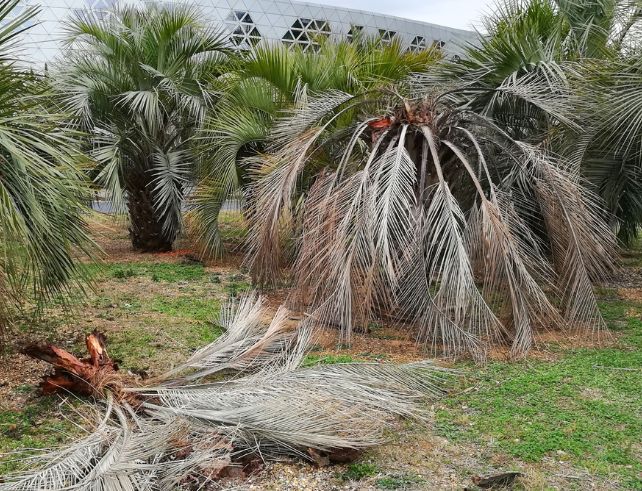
[376,474,426,490]
[339,462,381,481]
[87,261,206,283]
[337,461,426,489]
[149,296,219,322]
[435,295,642,488]
[302,354,356,366]
[88,263,225,369]
[0,397,80,474]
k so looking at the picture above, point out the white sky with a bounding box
[305,0,497,31]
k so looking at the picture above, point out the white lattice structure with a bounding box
[13,0,477,66]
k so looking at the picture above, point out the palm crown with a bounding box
[245,80,616,359]
[191,37,442,256]
[56,4,229,251]
[435,0,642,241]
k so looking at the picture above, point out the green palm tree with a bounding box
[191,37,441,256]
[565,57,642,243]
[435,0,642,241]
[57,4,229,251]
[0,0,93,331]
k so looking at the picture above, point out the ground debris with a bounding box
[22,329,141,407]
[470,471,523,489]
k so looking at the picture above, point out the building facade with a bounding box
[13,0,477,65]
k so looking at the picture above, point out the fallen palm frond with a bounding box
[2,293,450,490]
[246,88,617,360]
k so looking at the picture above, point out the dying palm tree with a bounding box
[56,4,229,252]
[245,79,616,359]
[0,0,93,333]
[191,37,441,256]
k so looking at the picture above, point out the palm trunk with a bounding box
[127,184,173,252]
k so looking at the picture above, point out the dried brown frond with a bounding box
[246,90,618,360]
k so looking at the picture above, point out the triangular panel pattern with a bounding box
[13,0,478,67]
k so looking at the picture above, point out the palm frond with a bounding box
[2,294,450,488]
[0,0,94,328]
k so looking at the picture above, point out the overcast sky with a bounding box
[305,0,497,31]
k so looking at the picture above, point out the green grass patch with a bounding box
[339,462,380,481]
[93,294,143,313]
[112,266,136,279]
[437,300,642,487]
[105,321,223,369]
[149,296,219,322]
[106,326,159,366]
[87,262,205,283]
[223,274,252,297]
[177,322,223,350]
[376,473,425,490]
[0,398,80,474]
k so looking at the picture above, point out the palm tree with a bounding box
[191,37,441,256]
[0,0,93,333]
[245,79,617,359]
[56,4,229,252]
[435,0,642,241]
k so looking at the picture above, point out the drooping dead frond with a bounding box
[521,146,616,334]
[289,135,417,342]
[470,197,564,356]
[247,88,618,359]
[6,293,450,489]
[245,91,359,287]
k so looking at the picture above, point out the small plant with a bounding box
[368,321,383,331]
[227,273,247,282]
[113,267,135,279]
[376,474,424,489]
[224,280,251,298]
[340,462,380,481]
[226,282,239,297]
[13,384,33,395]
[151,273,160,282]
